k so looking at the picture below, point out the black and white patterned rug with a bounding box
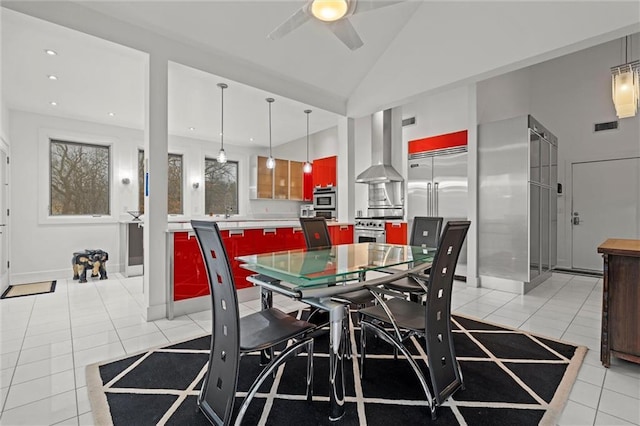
[87,311,586,425]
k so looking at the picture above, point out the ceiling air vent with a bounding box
[402,117,416,127]
[594,121,618,132]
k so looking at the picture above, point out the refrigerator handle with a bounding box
[427,182,432,215]
[434,182,439,215]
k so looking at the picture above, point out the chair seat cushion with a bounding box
[334,288,375,306]
[360,298,425,331]
[384,276,426,294]
[240,308,314,352]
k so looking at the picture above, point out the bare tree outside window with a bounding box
[50,140,110,215]
[138,150,183,214]
[205,158,238,215]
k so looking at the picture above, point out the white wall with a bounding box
[529,34,640,268]
[477,33,640,269]
[8,109,316,281]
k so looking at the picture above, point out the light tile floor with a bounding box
[0,272,638,425]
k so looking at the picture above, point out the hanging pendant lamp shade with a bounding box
[303,109,312,174]
[611,36,639,119]
[216,83,228,163]
[266,98,275,169]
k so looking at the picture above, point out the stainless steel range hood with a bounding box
[356,109,404,183]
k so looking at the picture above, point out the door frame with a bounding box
[0,136,10,294]
[567,154,640,271]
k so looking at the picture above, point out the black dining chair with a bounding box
[191,220,317,426]
[359,220,470,420]
[384,216,443,300]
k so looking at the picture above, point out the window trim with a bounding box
[39,128,118,225]
[137,148,186,217]
[204,157,239,215]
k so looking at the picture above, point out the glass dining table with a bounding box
[237,242,434,421]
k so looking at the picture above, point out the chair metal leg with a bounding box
[306,339,314,402]
[342,306,352,360]
[359,314,367,379]
[235,337,313,426]
[360,321,435,414]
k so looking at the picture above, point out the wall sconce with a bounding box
[121,177,131,185]
[192,181,200,189]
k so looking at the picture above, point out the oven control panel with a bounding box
[354,219,385,229]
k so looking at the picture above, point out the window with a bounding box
[50,139,110,216]
[138,150,183,214]
[205,158,238,215]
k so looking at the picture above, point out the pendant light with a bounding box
[611,36,639,119]
[303,109,313,174]
[216,83,228,163]
[266,97,276,169]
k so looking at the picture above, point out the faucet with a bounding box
[224,206,233,219]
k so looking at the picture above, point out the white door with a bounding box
[571,157,640,271]
[0,148,8,291]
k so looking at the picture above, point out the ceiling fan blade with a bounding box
[328,18,364,51]
[268,6,311,40]
[354,0,406,14]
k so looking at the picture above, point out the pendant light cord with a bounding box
[220,85,224,150]
[267,98,274,157]
[305,110,310,163]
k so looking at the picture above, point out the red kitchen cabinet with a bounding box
[329,224,354,245]
[312,155,337,188]
[385,222,408,245]
[303,171,313,201]
[229,228,262,289]
[173,231,213,301]
[291,227,307,249]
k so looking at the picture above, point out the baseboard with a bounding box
[10,262,122,285]
[553,267,603,278]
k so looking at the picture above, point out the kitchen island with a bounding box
[597,238,640,367]
[166,218,353,318]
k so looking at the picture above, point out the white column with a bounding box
[466,83,479,287]
[143,54,169,320]
[337,117,355,223]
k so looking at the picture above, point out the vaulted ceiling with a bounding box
[2,1,639,147]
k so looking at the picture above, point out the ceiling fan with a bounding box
[268,0,405,51]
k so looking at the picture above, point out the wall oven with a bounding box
[313,187,337,211]
[354,219,386,243]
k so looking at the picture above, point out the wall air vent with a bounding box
[402,117,416,127]
[594,121,618,132]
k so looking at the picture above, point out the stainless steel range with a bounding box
[354,218,386,243]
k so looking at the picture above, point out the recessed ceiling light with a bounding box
[108,112,115,117]
[50,101,57,106]
[45,49,57,56]
[188,127,195,131]
[48,75,58,80]
[249,137,254,142]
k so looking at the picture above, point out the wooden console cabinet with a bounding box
[597,239,640,367]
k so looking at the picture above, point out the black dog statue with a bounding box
[72,249,108,283]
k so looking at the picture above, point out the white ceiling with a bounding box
[2,1,640,147]
[1,6,342,147]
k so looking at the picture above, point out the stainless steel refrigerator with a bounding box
[407,148,468,276]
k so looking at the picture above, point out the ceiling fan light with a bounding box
[311,0,348,22]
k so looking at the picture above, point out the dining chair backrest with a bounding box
[191,220,240,426]
[423,220,470,405]
[410,216,443,249]
[300,217,332,249]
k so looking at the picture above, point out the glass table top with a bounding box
[237,242,434,288]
